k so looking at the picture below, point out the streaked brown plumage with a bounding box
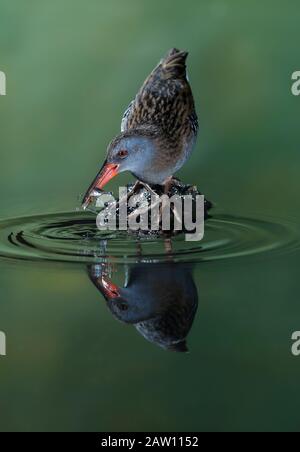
[122,48,198,136]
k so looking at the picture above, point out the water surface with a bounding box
[0,207,300,432]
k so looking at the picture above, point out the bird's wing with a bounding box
[120,49,197,137]
[121,100,134,132]
[188,111,199,135]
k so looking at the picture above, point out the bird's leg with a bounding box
[160,176,183,228]
[164,238,173,254]
[119,180,140,203]
[114,180,141,212]
[126,180,142,197]
[117,181,158,212]
[117,180,160,211]
[163,176,177,195]
[118,179,157,204]
[127,194,160,223]
[126,181,160,226]
[136,241,143,256]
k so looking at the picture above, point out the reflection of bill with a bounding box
[0,71,6,96]
[0,331,6,356]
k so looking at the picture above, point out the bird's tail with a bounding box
[161,48,188,79]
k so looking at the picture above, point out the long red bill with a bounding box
[82,162,119,210]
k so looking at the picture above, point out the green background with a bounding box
[0,0,300,432]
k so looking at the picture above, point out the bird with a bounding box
[82,48,198,209]
[88,261,198,352]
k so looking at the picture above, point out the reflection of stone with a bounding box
[96,180,212,238]
[88,262,198,352]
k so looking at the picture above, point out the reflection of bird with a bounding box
[82,48,198,209]
[88,262,198,352]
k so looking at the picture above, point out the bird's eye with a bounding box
[117,149,128,158]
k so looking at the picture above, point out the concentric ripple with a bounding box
[0,210,298,265]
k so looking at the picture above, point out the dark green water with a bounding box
[1,0,300,432]
[0,209,299,432]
